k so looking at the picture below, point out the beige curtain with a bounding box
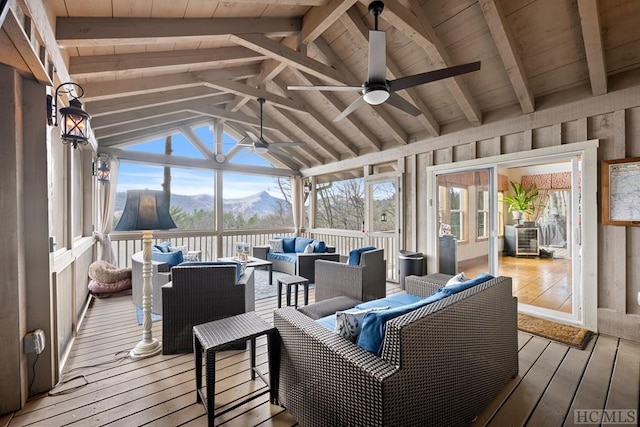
[290,176,302,236]
[94,156,119,264]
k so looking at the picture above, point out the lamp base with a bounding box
[129,338,162,360]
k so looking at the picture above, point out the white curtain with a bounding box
[94,157,119,264]
[290,176,302,236]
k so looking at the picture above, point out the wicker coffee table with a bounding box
[193,312,280,426]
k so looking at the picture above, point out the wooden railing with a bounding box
[111,228,398,282]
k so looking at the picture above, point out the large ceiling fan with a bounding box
[238,98,306,156]
[287,1,481,122]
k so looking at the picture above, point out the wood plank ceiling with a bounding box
[44,0,640,172]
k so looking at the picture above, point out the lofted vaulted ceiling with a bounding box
[8,0,640,172]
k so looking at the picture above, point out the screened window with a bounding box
[438,185,467,241]
[477,190,489,239]
[114,162,215,230]
[222,173,292,229]
[316,176,364,231]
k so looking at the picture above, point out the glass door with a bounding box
[366,177,399,282]
[435,168,495,276]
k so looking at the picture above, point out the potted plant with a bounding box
[503,181,539,222]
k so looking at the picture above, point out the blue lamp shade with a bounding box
[114,190,177,231]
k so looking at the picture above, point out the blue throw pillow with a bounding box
[153,241,172,253]
[151,250,183,267]
[356,273,495,355]
[439,273,494,296]
[281,237,296,253]
[178,261,243,282]
[347,246,376,265]
[294,237,314,253]
[312,240,327,253]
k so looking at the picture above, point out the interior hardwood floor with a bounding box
[4,282,638,427]
[462,252,573,313]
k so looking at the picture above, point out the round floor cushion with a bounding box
[88,278,132,294]
[89,260,132,284]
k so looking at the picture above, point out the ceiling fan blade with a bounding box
[368,30,387,82]
[246,131,261,143]
[334,96,366,122]
[386,93,422,116]
[288,84,362,92]
[269,147,294,159]
[236,136,253,146]
[389,61,481,92]
[270,141,306,147]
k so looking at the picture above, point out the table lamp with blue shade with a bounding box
[115,190,177,359]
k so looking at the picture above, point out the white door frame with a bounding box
[425,140,598,331]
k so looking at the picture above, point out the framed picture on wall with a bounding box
[602,157,640,226]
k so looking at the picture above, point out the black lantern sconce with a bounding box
[47,82,91,149]
[93,154,111,184]
[303,180,313,196]
[380,211,387,222]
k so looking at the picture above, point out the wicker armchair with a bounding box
[314,248,386,302]
[274,275,518,427]
[161,265,255,354]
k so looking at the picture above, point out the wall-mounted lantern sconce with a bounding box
[303,180,313,196]
[380,211,387,222]
[93,154,111,184]
[47,82,91,149]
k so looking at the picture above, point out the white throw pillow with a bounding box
[169,245,188,256]
[335,307,389,343]
[269,239,284,253]
[445,272,468,287]
[304,243,314,253]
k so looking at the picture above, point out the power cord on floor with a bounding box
[28,353,39,395]
[47,350,131,396]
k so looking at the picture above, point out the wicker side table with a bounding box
[193,312,280,426]
[277,275,310,308]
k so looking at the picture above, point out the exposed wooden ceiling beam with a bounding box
[379,0,482,126]
[272,78,359,157]
[95,112,197,139]
[99,117,211,147]
[87,88,232,116]
[3,8,51,84]
[69,46,264,79]
[301,0,357,44]
[179,125,214,161]
[203,79,303,112]
[342,7,440,136]
[479,0,535,113]
[312,36,408,145]
[577,0,607,96]
[102,147,298,177]
[82,65,260,101]
[56,17,301,47]
[187,104,280,131]
[295,70,383,151]
[230,33,347,86]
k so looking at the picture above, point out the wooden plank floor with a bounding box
[5,283,639,427]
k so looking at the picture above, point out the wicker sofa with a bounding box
[253,237,339,282]
[273,274,518,427]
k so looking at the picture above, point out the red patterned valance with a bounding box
[521,171,580,190]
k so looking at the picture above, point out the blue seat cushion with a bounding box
[316,292,424,331]
[281,237,296,253]
[347,246,376,265]
[178,261,242,282]
[294,237,314,253]
[151,250,183,267]
[357,273,495,355]
[267,252,297,264]
[312,239,327,253]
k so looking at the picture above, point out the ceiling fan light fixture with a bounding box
[254,144,269,154]
[363,88,390,105]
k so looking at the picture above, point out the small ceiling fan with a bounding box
[238,97,306,156]
[287,0,481,122]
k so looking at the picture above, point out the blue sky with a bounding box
[118,125,286,198]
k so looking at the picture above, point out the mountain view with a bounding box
[114,190,287,218]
